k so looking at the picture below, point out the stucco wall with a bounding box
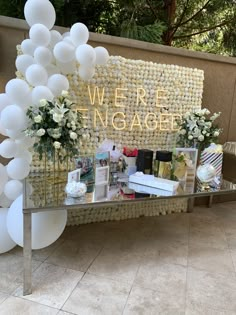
[1,16,236,154]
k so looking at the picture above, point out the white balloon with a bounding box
[0,193,11,208]
[15,54,35,75]
[45,64,59,76]
[29,23,51,47]
[70,22,89,46]
[5,79,31,107]
[56,60,77,75]
[4,180,23,200]
[25,64,48,86]
[21,39,37,56]
[7,158,30,180]
[0,121,8,137]
[32,86,54,105]
[53,41,75,63]
[15,149,33,164]
[79,65,95,81]
[47,74,69,96]
[95,46,109,65]
[15,136,35,149]
[0,93,11,112]
[0,105,26,131]
[75,44,96,66]
[0,208,16,254]
[63,36,75,46]
[34,47,52,66]
[0,164,8,195]
[7,195,67,249]
[24,0,56,30]
[50,30,62,48]
[6,129,25,140]
[62,31,70,38]
[0,139,17,158]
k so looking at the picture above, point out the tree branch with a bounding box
[146,0,158,19]
[178,0,211,28]
[172,0,190,36]
[174,19,229,39]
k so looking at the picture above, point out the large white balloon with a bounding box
[0,164,8,195]
[7,195,67,250]
[15,149,33,164]
[0,139,17,158]
[45,64,59,77]
[0,121,7,137]
[0,105,26,131]
[56,60,77,75]
[29,23,51,47]
[32,86,54,105]
[24,0,56,30]
[0,193,11,208]
[75,44,96,66]
[95,46,109,65]
[50,30,62,48]
[47,74,69,96]
[0,93,11,112]
[25,64,48,86]
[15,54,35,75]
[5,129,25,140]
[15,136,35,149]
[70,23,89,46]
[21,39,37,56]
[53,41,75,63]
[5,79,31,107]
[7,158,30,180]
[79,65,95,81]
[0,208,16,254]
[4,180,23,200]
[34,47,52,66]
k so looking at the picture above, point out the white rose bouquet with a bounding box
[177,108,222,150]
[25,91,83,160]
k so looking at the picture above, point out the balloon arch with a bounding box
[0,0,109,253]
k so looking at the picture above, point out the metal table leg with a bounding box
[23,211,32,295]
[187,197,195,213]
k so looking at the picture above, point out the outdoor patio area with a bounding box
[0,201,236,314]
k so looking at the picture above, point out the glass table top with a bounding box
[23,171,236,212]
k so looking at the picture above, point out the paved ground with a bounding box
[0,201,236,314]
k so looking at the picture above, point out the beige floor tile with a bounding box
[0,292,8,304]
[185,300,236,315]
[143,238,188,267]
[9,238,65,262]
[134,262,186,304]
[62,273,129,315]
[14,262,83,309]
[188,243,235,275]
[45,239,102,272]
[88,248,142,285]
[0,296,58,315]
[123,285,185,315]
[0,253,41,294]
[187,266,236,312]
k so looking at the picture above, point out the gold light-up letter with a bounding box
[156,89,167,108]
[137,87,147,106]
[160,114,172,131]
[88,85,105,106]
[144,113,158,130]
[112,112,126,130]
[171,114,182,131]
[94,109,108,128]
[130,113,142,131]
[115,88,128,107]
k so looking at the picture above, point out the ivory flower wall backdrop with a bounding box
[0,0,109,253]
[0,0,205,254]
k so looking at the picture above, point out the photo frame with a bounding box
[93,184,109,201]
[67,169,81,183]
[95,166,109,185]
[95,151,110,168]
[175,147,198,193]
[74,155,95,184]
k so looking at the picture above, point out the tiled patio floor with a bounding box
[0,201,236,314]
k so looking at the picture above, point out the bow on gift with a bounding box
[123,147,138,157]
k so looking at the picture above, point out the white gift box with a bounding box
[123,155,137,175]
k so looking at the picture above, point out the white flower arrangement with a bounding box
[177,108,222,149]
[25,91,83,160]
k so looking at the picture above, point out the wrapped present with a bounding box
[122,147,138,175]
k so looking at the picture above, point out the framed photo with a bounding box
[95,166,109,185]
[67,169,80,183]
[74,156,95,184]
[175,147,198,193]
[95,151,110,168]
[93,184,109,201]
